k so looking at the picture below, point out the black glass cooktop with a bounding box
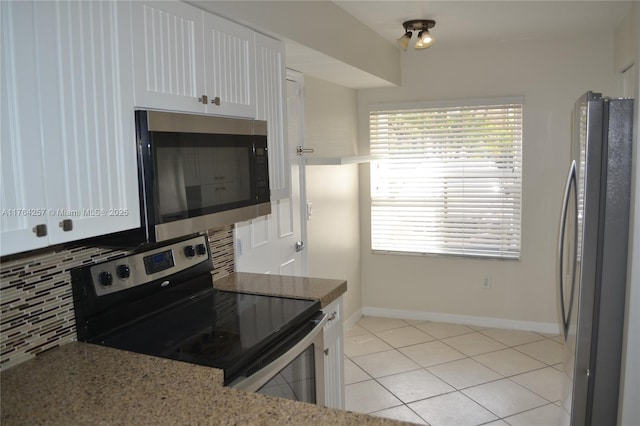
[95,286,320,383]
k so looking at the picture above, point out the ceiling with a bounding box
[334,1,633,47]
[285,1,634,88]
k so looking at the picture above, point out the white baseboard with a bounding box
[361,306,562,335]
[343,308,363,333]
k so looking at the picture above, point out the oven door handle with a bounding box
[229,313,328,392]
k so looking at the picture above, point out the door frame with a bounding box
[286,69,308,275]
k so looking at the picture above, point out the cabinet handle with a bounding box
[59,219,73,232]
[211,96,220,106]
[32,224,47,237]
[198,95,208,104]
[328,312,337,321]
[324,348,329,356]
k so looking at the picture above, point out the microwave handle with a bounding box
[229,313,328,392]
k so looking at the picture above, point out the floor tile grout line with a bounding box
[475,328,549,347]
[371,327,540,360]
[347,341,560,377]
[457,387,505,422]
[460,380,552,420]
[502,374,560,406]
[369,372,444,422]
[346,318,564,424]
[347,345,557,384]
[497,401,566,425]
[470,351,558,380]
[357,316,562,340]
[374,321,561,347]
[368,399,432,425]
[510,343,562,367]
[356,318,413,335]
[347,351,561,410]
[373,325,438,347]
[358,348,505,418]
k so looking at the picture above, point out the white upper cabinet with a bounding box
[132,1,205,114]
[254,33,289,200]
[203,13,256,118]
[132,2,290,198]
[1,1,140,257]
[132,1,256,118]
[1,1,50,255]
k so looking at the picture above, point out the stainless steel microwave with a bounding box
[134,110,271,244]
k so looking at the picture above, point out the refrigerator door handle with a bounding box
[558,160,577,340]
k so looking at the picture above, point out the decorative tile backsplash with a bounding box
[0,227,235,371]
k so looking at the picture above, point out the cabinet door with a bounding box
[202,13,256,118]
[1,1,140,256]
[322,297,345,410]
[132,1,205,113]
[254,33,289,200]
[37,1,141,244]
[1,1,50,256]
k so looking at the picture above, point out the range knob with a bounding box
[196,243,207,256]
[184,245,196,258]
[98,271,113,287]
[116,264,130,279]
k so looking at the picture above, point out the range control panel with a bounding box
[90,235,211,297]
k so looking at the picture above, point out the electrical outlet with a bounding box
[482,276,492,289]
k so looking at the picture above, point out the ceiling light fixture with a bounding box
[397,19,436,50]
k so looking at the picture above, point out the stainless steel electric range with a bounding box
[71,235,327,405]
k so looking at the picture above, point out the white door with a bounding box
[234,72,306,275]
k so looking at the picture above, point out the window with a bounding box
[369,98,523,259]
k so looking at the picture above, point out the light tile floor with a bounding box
[344,316,570,426]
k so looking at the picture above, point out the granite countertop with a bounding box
[212,272,347,308]
[0,343,408,425]
[1,273,360,424]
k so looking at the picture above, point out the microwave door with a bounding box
[157,146,189,221]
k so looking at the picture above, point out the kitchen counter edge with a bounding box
[212,272,347,308]
[0,342,406,425]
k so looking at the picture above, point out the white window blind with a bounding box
[370,99,523,259]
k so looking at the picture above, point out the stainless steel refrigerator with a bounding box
[558,92,634,426]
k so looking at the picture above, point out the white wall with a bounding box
[303,76,362,322]
[357,31,617,329]
[619,4,640,425]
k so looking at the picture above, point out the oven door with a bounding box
[230,312,327,406]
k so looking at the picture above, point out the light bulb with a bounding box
[415,30,434,49]
[396,31,412,50]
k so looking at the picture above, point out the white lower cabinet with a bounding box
[322,296,345,409]
[0,1,140,257]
